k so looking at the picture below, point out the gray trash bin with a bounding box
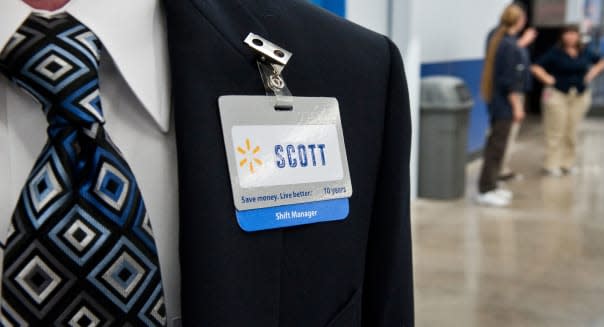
[418,76,474,200]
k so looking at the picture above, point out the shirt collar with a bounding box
[0,0,172,132]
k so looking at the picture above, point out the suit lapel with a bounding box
[166,2,284,324]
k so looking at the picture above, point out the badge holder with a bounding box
[244,33,294,110]
[218,33,353,232]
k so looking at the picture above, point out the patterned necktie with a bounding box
[0,13,167,326]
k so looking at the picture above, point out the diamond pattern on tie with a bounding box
[56,293,114,327]
[0,13,166,325]
[28,161,64,212]
[48,205,111,266]
[22,43,90,93]
[15,256,63,305]
[2,241,76,319]
[95,162,131,212]
[87,237,159,312]
[22,147,70,230]
[35,53,73,81]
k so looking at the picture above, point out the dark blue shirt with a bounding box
[487,33,529,121]
[536,47,601,93]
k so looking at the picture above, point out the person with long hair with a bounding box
[499,26,538,182]
[477,3,529,207]
[531,25,604,176]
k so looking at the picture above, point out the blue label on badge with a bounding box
[236,198,349,232]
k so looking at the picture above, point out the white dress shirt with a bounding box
[0,0,181,325]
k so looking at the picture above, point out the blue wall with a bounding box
[421,59,489,154]
[310,0,346,17]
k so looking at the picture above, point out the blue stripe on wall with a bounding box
[310,0,346,17]
[421,59,489,154]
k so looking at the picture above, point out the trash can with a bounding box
[418,76,474,200]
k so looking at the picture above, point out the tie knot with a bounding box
[0,12,105,126]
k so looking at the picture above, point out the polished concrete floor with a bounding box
[413,117,604,327]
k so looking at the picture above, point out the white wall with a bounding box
[347,0,390,36]
[567,0,587,23]
[347,0,421,199]
[391,0,422,200]
[348,0,516,63]
[416,0,512,63]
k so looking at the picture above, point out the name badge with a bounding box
[219,96,353,232]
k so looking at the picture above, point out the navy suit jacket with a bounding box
[164,0,414,326]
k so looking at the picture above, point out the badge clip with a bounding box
[244,33,294,110]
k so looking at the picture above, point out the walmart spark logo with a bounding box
[237,138,263,174]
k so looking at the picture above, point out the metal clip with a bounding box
[244,33,292,72]
[244,33,294,110]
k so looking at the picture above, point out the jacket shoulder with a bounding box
[250,0,398,95]
[252,0,393,68]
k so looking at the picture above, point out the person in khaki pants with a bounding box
[541,87,591,175]
[532,25,604,176]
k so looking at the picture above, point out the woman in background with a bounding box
[532,25,604,176]
[499,26,538,182]
[477,3,528,207]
